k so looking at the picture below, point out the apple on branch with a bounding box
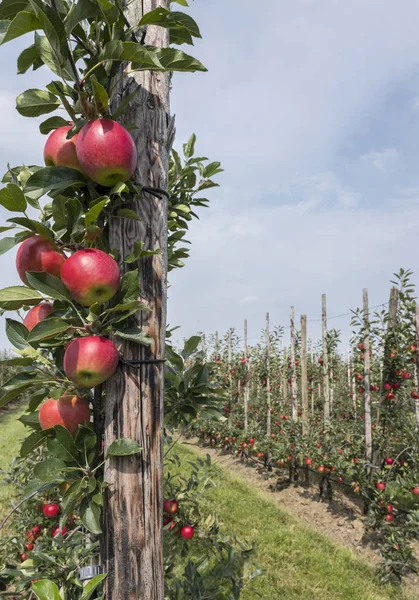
[64,336,119,388]
[16,236,66,286]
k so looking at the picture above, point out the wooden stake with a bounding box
[290,307,297,422]
[322,294,330,425]
[414,305,419,428]
[363,289,372,472]
[102,3,171,595]
[301,314,309,435]
[228,329,233,426]
[266,312,271,437]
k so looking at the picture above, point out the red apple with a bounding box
[25,542,34,551]
[44,126,84,172]
[387,504,394,514]
[51,525,68,537]
[31,526,42,538]
[20,553,28,562]
[43,503,60,519]
[376,481,386,491]
[163,500,179,515]
[23,302,54,331]
[412,487,419,495]
[16,236,66,286]
[385,458,394,466]
[75,119,137,186]
[64,336,119,388]
[385,514,393,523]
[61,249,120,306]
[39,395,90,435]
[180,525,195,540]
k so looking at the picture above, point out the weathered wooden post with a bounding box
[266,313,272,437]
[322,294,330,425]
[101,2,171,597]
[244,319,249,431]
[301,315,309,435]
[290,307,297,422]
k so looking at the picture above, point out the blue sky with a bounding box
[1,0,419,351]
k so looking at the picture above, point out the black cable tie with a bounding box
[142,185,170,200]
[119,356,166,367]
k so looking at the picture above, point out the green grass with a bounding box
[0,405,26,521]
[175,442,411,600]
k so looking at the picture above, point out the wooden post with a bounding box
[101,3,171,597]
[363,289,372,472]
[415,305,419,428]
[244,319,249,431]
[290,307,297,422]
[301,315,309,435]
[215,330,219,359]
[266,313,271,437]
[322,294,330,425]
[202,333,207,360]
[329,366,334,415]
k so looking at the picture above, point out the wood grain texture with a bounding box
[100,1,171,598]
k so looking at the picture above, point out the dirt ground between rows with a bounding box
[184,438,419,597]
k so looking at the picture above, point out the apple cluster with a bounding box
[15,119,138,436]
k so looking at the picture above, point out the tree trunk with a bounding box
[101,2,171,598]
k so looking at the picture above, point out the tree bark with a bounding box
[101,2,171,598]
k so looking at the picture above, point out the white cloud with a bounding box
[360,148,400,171]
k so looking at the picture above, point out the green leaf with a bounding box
[32,579,61,600]
[47,425,80,464]
[34,32,72,79]
[97,0,119,25]
[182,335,201,358]
[138,7,201,40]
[19,411,40,430]
[183,133,196,158]
[116,208,141,221]
[80,574,107,600]
[0,236,18,256]
[114,269,139,304]
[203,161,223,178]
[7,217,54,240]
[28,0,68,68]
[1,10,40,45]
[34,457,66,481]
[0,0,29,20]
[100,40,206,72]
[170,0,189,6]
[0,371,41,407]
[105,300,149,314]
[91,76,109,113]
[39,115,69,135]
[64,0,99,34]
[0,355,33,366]
[24,166,86,200]
[28,318,70,343]
[26,272,72,302]
[113,326,151,345]
[0,285,42,310]
[17,43,42,73]
[16,88,60,117]
[85,197,110,227]
[80,498,102,534]
[20,430,49,457]
[0,183,27,211]
[106,438,142,458]
[6,318,29,349]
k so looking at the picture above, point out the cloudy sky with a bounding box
[1,0,419,352]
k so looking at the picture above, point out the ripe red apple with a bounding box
[31,526,42,538]
[64,336,119,388]
[412,487,419,495]
[75,119,137,186]
[51,525,68,537]
[163,500,179,515]
[385,514,393,523]
[20,553,28,562]
[25,542,34,551]
[43,503,60,519]
[16,236,66,286]
[23,302,54,331]
[387,504,394,514]
[180,525,195,540]
[249,438,255,444]
[61,249,120,306]
[44,126,84,172]
[386,392,395,400]
[385,458,394,466]
[384,382,392,391]
[376,481,386,491]
[39,395,90,435]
